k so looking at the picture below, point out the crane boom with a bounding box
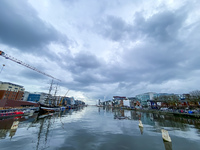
[0,50,61,81]
[59,90,70,106]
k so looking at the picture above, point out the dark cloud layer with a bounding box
[0,1,66,53]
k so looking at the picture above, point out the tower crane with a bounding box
[0,50,61,81]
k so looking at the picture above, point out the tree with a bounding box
[189,90,200,106]
[168,94,180,108]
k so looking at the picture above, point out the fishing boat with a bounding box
[161,129,171,142]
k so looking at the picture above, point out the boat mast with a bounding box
[53,83,58,106]
[45,79,54,105]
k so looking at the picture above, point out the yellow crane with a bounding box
[59,90,70,106]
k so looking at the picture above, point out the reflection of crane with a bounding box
[0,50,61,81]
[59,90,70,106]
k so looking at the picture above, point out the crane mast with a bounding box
[0,50,61,81]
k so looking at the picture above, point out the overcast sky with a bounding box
[0,0,200,104]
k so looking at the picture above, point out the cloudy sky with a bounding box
[0,0,200,104]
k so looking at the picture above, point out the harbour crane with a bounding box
[59,90,70,106]
[0,50,61,81]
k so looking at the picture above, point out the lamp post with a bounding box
[0,64,5,74]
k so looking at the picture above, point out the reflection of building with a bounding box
[0,81,25,101]
[0,118,16,139]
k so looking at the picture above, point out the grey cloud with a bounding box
[67,51,102,74]
[95,4,190,43]
[19,70,47,80]
[95,16,132,41]
[60,1,199,97]
[134,11,187,43]
[0,1,67,53]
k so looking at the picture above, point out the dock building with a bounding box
[0,81,25,101]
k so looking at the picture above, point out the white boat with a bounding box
[138,120,143,128]
[161,129,171,142]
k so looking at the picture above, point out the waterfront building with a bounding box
[39,92,50,104]
[75,100,85,106]
[23,92,51,104]
[27,93,41,102]
[0,81,25,101]
[123,100,130,107]
[23,91,30,101]
[102,100,112,106]
[127,97,141,108]
[62,97,75,106]
[136,92,156,107]
[179,94,190,100]
[113,96,126,107]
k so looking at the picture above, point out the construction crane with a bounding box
[59,90,70,106]
[0,50,61,81]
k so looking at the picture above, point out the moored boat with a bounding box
[0,109,24,119]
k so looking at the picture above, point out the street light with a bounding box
[0,64,5,74]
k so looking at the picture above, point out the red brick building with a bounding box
[0,81,25,101]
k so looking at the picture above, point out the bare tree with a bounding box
[189,90,200,105]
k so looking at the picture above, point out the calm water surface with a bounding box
[0,106,200,150]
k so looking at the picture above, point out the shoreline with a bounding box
[99,106,200,118]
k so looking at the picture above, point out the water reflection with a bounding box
[163,141,172,150]
[0,113,38,139]
[0,106,200,150]
[139,126,143,134]
[102,107,200,131]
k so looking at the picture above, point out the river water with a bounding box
[0,106,200,150]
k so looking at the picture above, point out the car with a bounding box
[160,108,168,111]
